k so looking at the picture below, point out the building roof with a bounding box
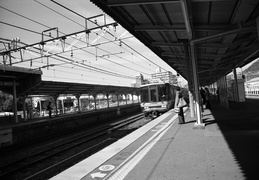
[91,0,259,86]
[22,80,140,97]
[245,77,259,84]
[0,65,140,97]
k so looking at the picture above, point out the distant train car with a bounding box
[140,82,179,117]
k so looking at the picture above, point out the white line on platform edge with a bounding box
[50,110,176,180]
[103,114,177,180]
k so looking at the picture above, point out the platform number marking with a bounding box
[90,172,106,178]
[99,164,115,171]
[90,165,115,179]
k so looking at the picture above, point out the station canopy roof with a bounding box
[91,0,259,86]
[23,81,140,97]
[0,65,140,97]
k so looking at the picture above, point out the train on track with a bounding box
[140,82,188,117]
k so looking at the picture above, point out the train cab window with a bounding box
[158,85,166,101]
[150,89,157,102]
[140,87,149,102]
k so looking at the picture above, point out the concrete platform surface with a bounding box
[121,99,259,180]
[53,99,259,180]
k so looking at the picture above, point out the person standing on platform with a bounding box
[200,87,206,107]
[174,86,186,124]
[217,88,220,102]
[47,102,53,118]
[205,87,211,109]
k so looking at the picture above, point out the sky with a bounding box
[0,0,184,87]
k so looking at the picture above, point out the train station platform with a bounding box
[51,98,259,180]
[0,104,141,148]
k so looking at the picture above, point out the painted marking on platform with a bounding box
[99,164,115,171]
[90,172,107,178]
[103,114,177,180]
[151,123,166,131]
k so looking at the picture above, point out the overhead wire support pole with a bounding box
[51,0,165,71]
[41,27,59,42]
[0,22,117,55]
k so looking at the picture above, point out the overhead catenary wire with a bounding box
[47,0,166,72]
[34,0,155,73]
[0,5,152,78]
[3,39,136,79]
[0,6,149,79]
[43,66,136,84]
[7,38,143,78]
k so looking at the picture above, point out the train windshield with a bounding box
[140,86,149,102]
[158,84,167,101]
[141,84,167,103]
[150,88,157,102]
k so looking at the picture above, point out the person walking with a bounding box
[217,88,220,102]
[47,102,52,118]
[205,87,211,109]
[200,87,206,107]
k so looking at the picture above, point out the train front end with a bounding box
[140,83,174,117]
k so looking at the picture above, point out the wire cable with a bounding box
[47,0,166,71]
[0,6,151,77]
[34,0,155,73]
[0,7,145,78]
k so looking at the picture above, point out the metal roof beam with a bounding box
[107,0,231,6]
[161,52,185,57]
[180,0,192,39]
[191,0,234,2]
[218,43,259,67]
[107,0,179,6]
[135,24,185,31]
[151,41,242,48]
[151,42,183,47]
[236,43,259,68]
[191,26,256,45]
[135,24,239,31]
[162,52,225,58]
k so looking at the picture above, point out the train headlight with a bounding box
[144,106,149,109]
[161,104,167,108]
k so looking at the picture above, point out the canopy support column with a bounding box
[183,41,194,117]
[106,93,109,108]
[125,94,127,105]
[190,43,205,129]
[233,67,240,102]
[13,79,18,123]
[76,94,81,112]
[93,94,97,110]
[22,96,27,121]
[116,94,120,107]
[53,95,59,116]
[257,16,259,40]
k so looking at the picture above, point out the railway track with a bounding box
[0,113,147,180]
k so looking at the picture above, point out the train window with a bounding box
[158,85,166,101]
[150,89,157,102]
[140,87,149,102]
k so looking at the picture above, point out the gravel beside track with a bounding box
[0,114,153,180]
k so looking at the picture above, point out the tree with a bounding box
[0,91,13,112]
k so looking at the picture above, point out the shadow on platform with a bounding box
[208,98,259,180]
